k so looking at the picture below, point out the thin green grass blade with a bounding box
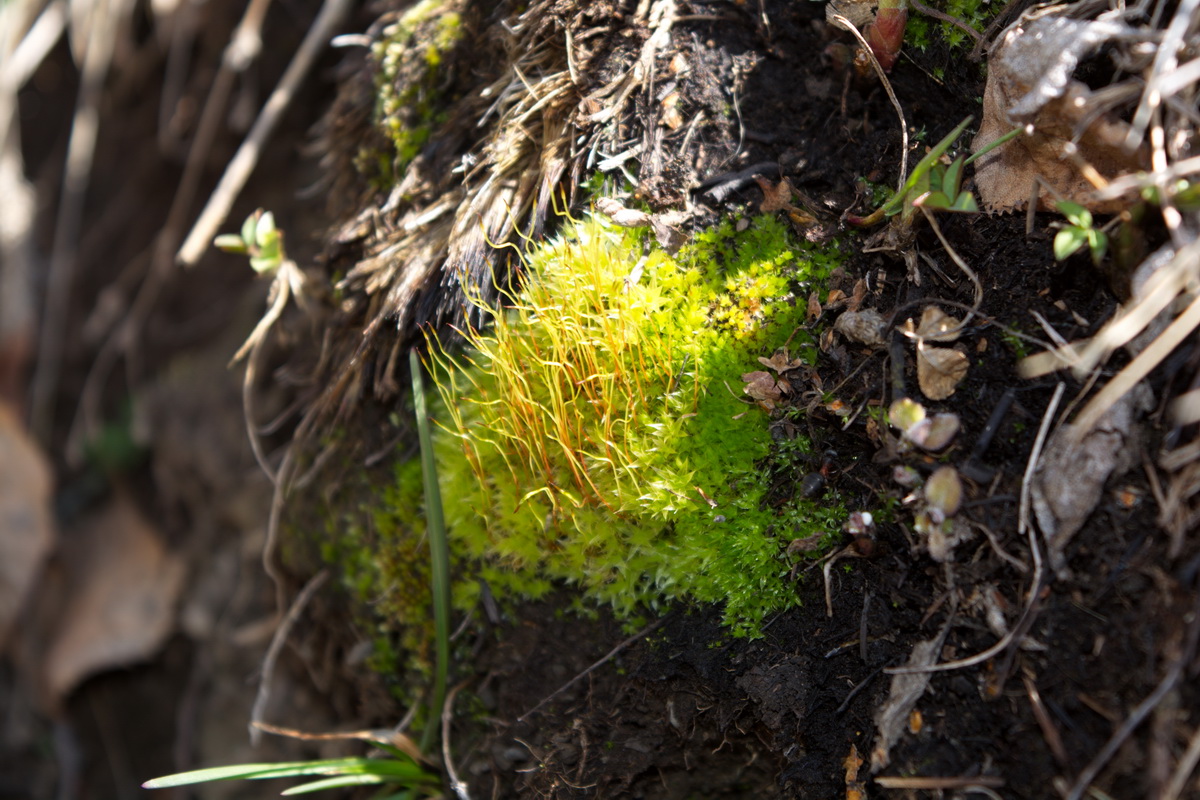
[962,125,1023,167]
[411,348,451,755]
[882,116,973,216]
[143,758,379,788]
[281,774,387,795]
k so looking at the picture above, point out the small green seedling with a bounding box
[1053,200,1108,265]
[215,209,287,274]
[848,118,1022,228]
[142,748,439,797]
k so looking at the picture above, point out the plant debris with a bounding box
[972,7,1147,212]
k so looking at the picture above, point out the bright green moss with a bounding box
[319,459,437,691]
[905,0,998,52]
[428,213,849,635]
[364,1,464,185]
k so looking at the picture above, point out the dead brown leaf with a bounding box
[753,175,798,214]
[971,10,1145,213]
[742,369,791,411]
[41,495,185,706]
[807,290,822,322]
[0,404,54,650]
[916,344,969,401]
[1032,385,1148,577]
[914,306,961,343]
[847,279,867,313]
[834,308,888,348]
[758,349,804,374]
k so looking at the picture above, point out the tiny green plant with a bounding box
[142,740,439,797]
[847,117,1022,228]
[1053,200,1108,265]
[215,209,287,274]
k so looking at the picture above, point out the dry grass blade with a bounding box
[249,569,329,746]
[29,0,132,436]
[176,0,354,267]
[1071,290,1200,440]
[827,12,908,190]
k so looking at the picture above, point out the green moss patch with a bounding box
[362,0,464,185]
[428,213,848,634]
[905,0,999,52]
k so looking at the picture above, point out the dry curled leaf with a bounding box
[913,306,961,342]
[916,344,969,400]
[835,308,888,347]
[0,405,55,650]
[758,349,804,373]
[754,175,798,214]
[41,495,186,706]
[742,370,787,410]
[971,9,1145,213]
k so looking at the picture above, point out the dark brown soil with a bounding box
[5,1,1200,799]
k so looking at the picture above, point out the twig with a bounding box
[1023,672,1069,768]
[828,13,908,190]
[262,446,298,614]
[249,569,329,745]
[2,0,67,93]
[177,0,355,266]
[442,681,472,800]
[1162,724,1200,800]
[29,0,131,436]
[1066,660,1184,799]
[1065,592,1200,800]
[835,666,884,714]
[517,616,668,722]
[875,775,1004,789]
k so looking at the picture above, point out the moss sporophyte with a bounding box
[395,212,850,636]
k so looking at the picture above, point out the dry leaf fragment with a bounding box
[971,10,1145,213]
[0,404,55,650]
[827,0,876,31]
[807,290,822,322]
[847,279,867,313]
[845,743,867,800]
[914,306,961,343]
[758,349,804,373]
[753,175,797,214]
[661,90,683,130]
[742,370,787,409]
[916,344,969,400]
[595,196,651,228]
[594,197,685,252]
[872,626,950,772]
[1032,385,1148,577]
[41,495,185,706]
[835,308,888,347]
